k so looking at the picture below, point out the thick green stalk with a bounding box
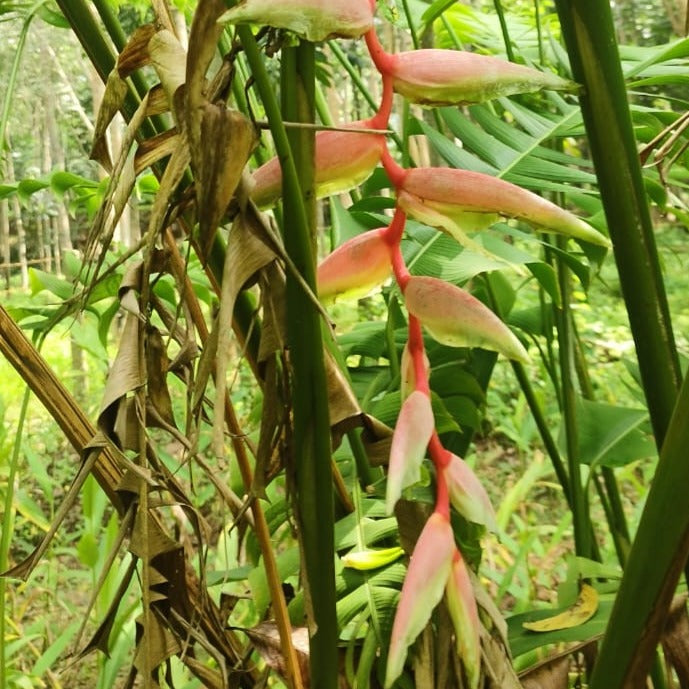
[590,369,689,688]
[554,0,681,447]
[279,43,338,689]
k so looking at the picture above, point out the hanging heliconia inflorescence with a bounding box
[221,2,609,687]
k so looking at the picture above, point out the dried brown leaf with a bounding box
[145,85,171,117]
[257,261,287,363]
[254,355,288,497]
[77,555,138,659]
[185,0,226,109]
[90,69,128,171]
[134,129,181,175]
[117,24,156,78]
[210,212,276,458]
[133,612,182,684]
[149,29,187,104]
[2,448,99,580]
[520,656,570,689]
[145,325,176,428]
[191,104,257,259]
[245,623,311,686]
[98,313,143,444]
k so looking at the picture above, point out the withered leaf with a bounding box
[77,555,138,659]
[149,29,187,105]
[117,24,156,78]
[191,105,257,259]
[134,129,181,175]
[98,313,143,444]
[90,69,128,171]
[145,324,176,429]
[1,448,99,580]
[244,623,310,687]
[520,656,570,689]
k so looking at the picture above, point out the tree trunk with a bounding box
[43,54,73,272]
[4,151,29,288]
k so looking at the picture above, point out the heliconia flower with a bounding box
[387,49,574,107]
[317,228,391,302]
[445,550,482,689]
[341,546,404,570]
[386,390,434,515]
[385,512,455,688]
[442,453,497,531]
[403,276,529,363]
[400,341,430,400]
[218,0,375,42]
[398,167,610,247]
[251,120,386,209]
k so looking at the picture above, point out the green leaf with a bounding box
[36,3,70,28]
[566,398,654,468]
[28,269,75,300]
[17,178,49,202]
[49,170,98,196]
[77,531,100,568]
[248,546,301,618]
[33,620,80,676]
[508,596,613,658]
[0,183,17,199]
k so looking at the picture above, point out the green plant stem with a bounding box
[511,363,570,500]
[554,237,592,559]
[1,1,39,153]
[573,326,631,565]
[279,41,338,689]
[554,0,681,449]
[492,0,515,61]
[589,368,689,689]
[0,387,30,689]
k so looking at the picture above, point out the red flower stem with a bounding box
[429,433,450,469]
[407,316,429,394]
[365,27,396,76]
[381,145,406,188]
[429,433,451,517]
[383,206,407,246]
[434,464,450,520]
[370,72,394,130]
[390,243,410,289]
[365,23,453,524]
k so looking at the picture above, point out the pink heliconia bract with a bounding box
[250,120,386,209]
[443,453,497,531]
[398,167,610,247]
[403,275,529,362]
[385,512,455,688]
[317,228,391,302]
[388,49,573,107]
[446,550,482,689]
[218,0,375,42]
[386,390,434,515]
[400,341,430,400]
